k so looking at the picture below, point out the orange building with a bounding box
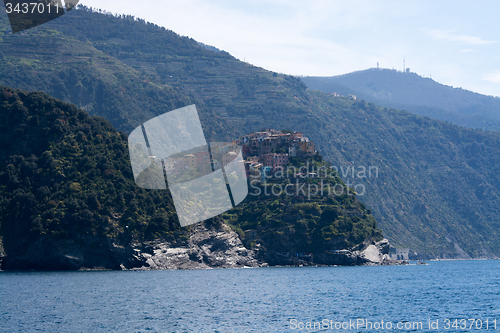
[299,140,315,154]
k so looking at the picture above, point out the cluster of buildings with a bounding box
[163,150,210,173]
[156,143,240,176]
[148,129,317,185]
[235,129,317,183]
[329,92,356,100]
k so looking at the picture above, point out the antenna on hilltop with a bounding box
[403,57,405,72]
[377,62,379,69]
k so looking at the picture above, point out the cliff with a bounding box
[129,222,262,270]
[1,220,261,270]
[1,218,396,271]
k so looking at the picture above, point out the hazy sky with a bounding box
[79,0,500,97]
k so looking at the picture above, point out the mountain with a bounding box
[1,6,499,259]
[301,68,500,131]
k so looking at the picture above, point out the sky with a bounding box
[79,0,500,97]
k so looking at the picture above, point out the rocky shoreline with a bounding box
[0,222,407,271]
[108,224,406,270]
[124,223,263,270]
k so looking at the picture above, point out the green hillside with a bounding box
[0,6,499,259]
[0,86,381,269]
[302,69,500,131]
[0,8,234,140]
[0,86,186,269]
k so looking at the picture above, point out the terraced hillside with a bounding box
[1,7,499,258]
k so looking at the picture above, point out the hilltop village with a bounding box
[235,129,317,183]
[157,129,317,184]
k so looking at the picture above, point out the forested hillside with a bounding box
[0,8,234,140]
[1,6,499,258]
[0,87,383,269]
[302,69,500,131]
[0,87,185,269]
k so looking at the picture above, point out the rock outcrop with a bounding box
[127,223,262,270]
[314,238,405,266]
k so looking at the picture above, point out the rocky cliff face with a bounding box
[128,223,262,270]
[1,222,402,271]
[0,222,263,270]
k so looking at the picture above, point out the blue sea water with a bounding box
[1,260,499,332]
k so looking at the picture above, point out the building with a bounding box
[246,156,259,163]
[192,151,210,165]
[298,140,315,155]
[261,166,272,183]
[223,151,238,166]
[149,156,163,167]
[389,247,410,260]
[164,158,177,172]
[212,159,222,170]
[260,153,289,172]
[246,162,263,183]
[238,129,317,180]
[288,145,298,157]
[238,129,309,159]
[181,154,196,169]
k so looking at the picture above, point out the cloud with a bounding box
[482,71,500,84]
[422,28,498,45]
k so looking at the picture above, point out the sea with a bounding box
[1,260,499,332]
